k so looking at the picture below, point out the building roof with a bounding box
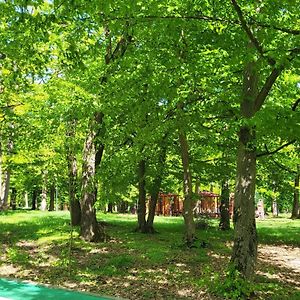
[200,191,220,198]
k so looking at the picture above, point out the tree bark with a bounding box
[40,172,47,211]
[272,199,278,217]
[146,192,159,233]
[0,137,12,210]
[145,144,167,233]
[80,113,106,242]
[93,112,105,203]
[31,189,38,210]
[136,159,147,232]
[24,192,29,209]
[219,180,230,230]
[107,202,113,213]
[1,169,10,210]
[291,164,300,219]
[0,119,14,211]
[66,120,81,224]
[49,185,55,211]
[10,187,17,210]
[231,61,259,279]
[231,126,257,278]
[179,130,196,247]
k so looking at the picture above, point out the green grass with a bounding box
[0,210,299,299]
[256,217,300,246]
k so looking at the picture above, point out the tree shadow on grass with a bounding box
[256,258,300,300]
[0,216,71,244]
[257,225,300,246]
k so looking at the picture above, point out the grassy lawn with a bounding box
[0,210,299,299]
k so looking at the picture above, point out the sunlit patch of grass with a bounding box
[37,235,70,244]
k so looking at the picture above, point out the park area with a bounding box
[1,1,300,299]
[0,211,299,300]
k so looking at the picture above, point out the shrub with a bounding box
[209,265,255,299]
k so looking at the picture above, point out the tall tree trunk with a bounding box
[231,61,258,279]
[145,144,167,233]
[2,127,14,210]
[179,130,196,247]
[49,185,55,211]
[10,187,17,210]
[107,202,113,213]
[291,164,300,219]
[230,0,285,278]
[93,113,105,204]
[231,126,257,278]
[24,192,29,209]
[0,136,12,210]
[219,180,230,230]
[31,189,38,210]
[0,121,14,210]
[80,113,106,242]
[1,169,10,210]
[136,159,147,232]
[176,99,195,246]
[146,191,158,233]
[66,120,81,225]
[272,200,278,216]
[80,129,101,241]
[40,172,47,211]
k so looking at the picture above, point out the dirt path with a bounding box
[258,245,300,288]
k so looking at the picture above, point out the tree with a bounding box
[80,113,106,241]
[229,0,300,278]
[66,120,81,225]
[219,180,230,230]
[146,140,168,233]
[291,164,300,219]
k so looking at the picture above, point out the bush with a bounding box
[209,265,255,299]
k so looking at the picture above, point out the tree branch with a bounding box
[257,140,296,158]
[230,0,275,65]
[230,0,263,55]
[253,47,299,113]
[249,19,300,35]
[253,66,283,113]
[270,156,297,175]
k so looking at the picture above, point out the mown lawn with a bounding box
[0,210,299,299]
